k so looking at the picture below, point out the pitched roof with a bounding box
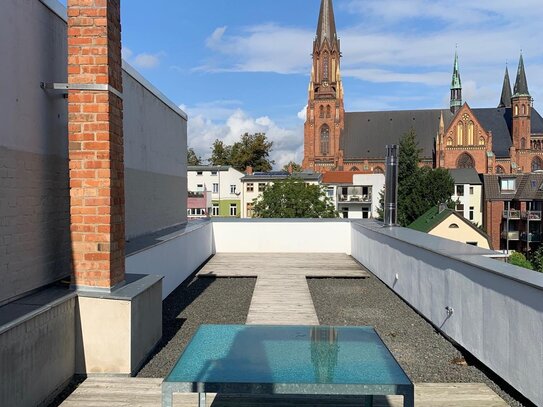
[483,173,543,201]
[242,171,321,182]
[321,171,366,184]
[188,165,231,172]
[498,66,512,108]
[316,0,338,49]
[513,54,530,97]
[408,206,452,233]
[449,168,482,185]
[341,109,453,160]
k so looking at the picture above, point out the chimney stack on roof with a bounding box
[246,166,253,175]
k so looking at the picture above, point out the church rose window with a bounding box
[532,157,543,172]
[320,125,330,156]
[457,152,475,169]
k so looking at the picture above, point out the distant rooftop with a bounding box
[187,165,232,172]
[242,171,321,182]
[449,168,482,185]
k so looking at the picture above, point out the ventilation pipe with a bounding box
[384,144,399,227]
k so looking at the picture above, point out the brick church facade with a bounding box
[303,0,543,176]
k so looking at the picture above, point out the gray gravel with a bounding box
[308,276,533,407]
[137,276,256,378]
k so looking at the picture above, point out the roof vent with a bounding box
[438,203,448,213]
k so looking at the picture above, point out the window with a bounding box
[468,122,474,145]
[196,184,204,191]
[323,54,329,81]
[212,183,219,193]
[246,203,254,218]
[230,203,237,217]
[457,153,475,169]
[350,166,360,172]
[258,183,266,192]
[319,105,324,118]
[246,183,254,192]
[466,242,478,246]
[469,187,474,195]
[196,171,203,176]
[342,208,349,219]
[326,187,334,198]
[373,166,384,174]
[522,104,526,115]
[230,185,237,194]
[496,165,505,174]
[521,138,526,149]
[479,137,485,146]
[500,178,516,192]
[326,105,331,118]
[469,206,474,221]
[515,105,519,116]
[447,137,453,146]
[188,208,206,216]
[455,204,464,214]
[456,185,464,196]
[449,223,460,229]
[212,204,219,216]
[362,207,370,219]
[320,125,330,156]
[211,171,218,176]
[457,122,464,145]
[532,157,543,172]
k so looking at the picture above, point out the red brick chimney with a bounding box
[288,163,293,174]
[246,166,253,175]
[67,0,125,289]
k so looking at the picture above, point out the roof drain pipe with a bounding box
[384,144,399,227]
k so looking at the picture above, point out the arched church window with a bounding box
[457,152,475,169]
[468,122,474,145]
[515,105,519,116]
[479,137,485,146]
[326,105,331,118]
[521,138,526,150]
[319,105,324,118]
[532,157,543,172]
[522,104,526,115]
[323,54,329,81]
[496,165,505,174]
[320,125,330,156]
[457,122,463,145]
[446,137,453,146]
[350,166,360,172]
[373,166,384,174]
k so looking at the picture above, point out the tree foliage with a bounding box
[528,246,543,273]
[510,252,534,270]
[378,128,455,226]
[282,161,303,173]
[187,148,202,166]
[252,178,338,218]
[209,133,274,172]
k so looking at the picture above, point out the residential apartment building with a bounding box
[449,168,483,226]
[241,171,322,218]
[187,190,212,219]
[187,166,244,217]
[483,173,543,252]
[321,172,384,219]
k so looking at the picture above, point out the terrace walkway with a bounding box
[197,253,368,325]
[58,253,509,407]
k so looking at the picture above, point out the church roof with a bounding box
[513,54,530,97]
[316,0,338,49]
[451,51,462,90]
[341,107,543,160]
[498,67,512,108]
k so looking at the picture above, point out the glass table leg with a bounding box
[404,392,415,407]
[364,395,374,406]
[198,392,206,407]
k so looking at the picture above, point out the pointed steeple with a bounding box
[498,65,512,108]
[513,53,530,97]
[316,0,338,50]
[450,50,462,114]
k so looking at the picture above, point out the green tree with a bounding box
[509,252,534,270]
[528,246,543,273]
[252,178,338,218]
[209,133,275,172]
[282,161,303,173]
[187,148,202,166]
[378,129,455,226]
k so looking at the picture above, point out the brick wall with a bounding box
[68,0,125,289]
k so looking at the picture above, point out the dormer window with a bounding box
[500,178,516,192]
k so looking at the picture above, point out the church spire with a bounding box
[450,50,462,114]
[513,53,530,97]
[315,0,339,50]
[498,65,512,108]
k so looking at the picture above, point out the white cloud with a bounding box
[122,47,164,69]
[297,105,307,121]
[185,105,304,169]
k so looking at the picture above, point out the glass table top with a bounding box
[165,325,412,388]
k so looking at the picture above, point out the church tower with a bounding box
[303,0,345,172]
[510,54,532,170]
[450,51,462,114]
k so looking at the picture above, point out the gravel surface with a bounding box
[137,275,256,378]
[308,276,533,407]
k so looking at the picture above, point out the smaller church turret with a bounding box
[511,53,531,153]
[450,51,462,114]
[498,65,512,108]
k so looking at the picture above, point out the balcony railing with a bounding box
[501,231,520,240]
[502,209,521,219]
[338,194,372,203]
[520,232,542,242]
[521,211,542,221]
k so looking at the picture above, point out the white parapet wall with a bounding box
[212,219,352,254]
[351,221,543,407]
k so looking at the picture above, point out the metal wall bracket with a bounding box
[40,82,123,99]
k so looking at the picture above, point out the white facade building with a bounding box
[449,168,483,226]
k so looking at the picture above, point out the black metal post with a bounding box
[384,145,399,227]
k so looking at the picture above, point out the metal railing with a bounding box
[502,209,521,219]
[501,231,520,240]
[521,211,542,220]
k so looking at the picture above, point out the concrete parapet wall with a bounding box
[351,221,543,407]
[0,294,76,407]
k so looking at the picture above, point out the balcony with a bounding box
[501,230,520,240]
[521,210,542,221]
[502,209,521,219]
[520,232,542,242]
[338,194,372,203]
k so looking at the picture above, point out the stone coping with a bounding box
[77,274,163,301]
[211,218,351,223]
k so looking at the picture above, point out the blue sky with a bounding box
[59,0,543,168]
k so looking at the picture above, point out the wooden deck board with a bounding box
[60,378,508,406]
